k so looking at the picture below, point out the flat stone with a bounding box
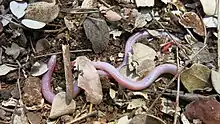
[49,92,76,119]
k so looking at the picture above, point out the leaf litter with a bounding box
[0,0,220,123]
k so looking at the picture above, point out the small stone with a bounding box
[49,92,76,119]
[118,53,124,58]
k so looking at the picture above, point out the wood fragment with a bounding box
[218,0,220,72]
[34,49,92,58]
[66,111,98,124]
[62,44,74,105]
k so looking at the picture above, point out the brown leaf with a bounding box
[35,38,50,53]
[180,63,211,92]
[179,12,205,36]
[184,99,220,124]
[26,112,42,124]
[76,56,103,104]
[83,17,110,53]
[25,2,59,23]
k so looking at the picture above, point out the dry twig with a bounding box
[218,0,220,71]
[62,44,74,104]
[67,111,98,124]
[34,49,92,58]
[173,47,180,124]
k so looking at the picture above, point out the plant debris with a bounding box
[49,92,76,119]
[83,17,110,53]
[180,63,211,92]
[75,56,103,104]
[0,0,220,123]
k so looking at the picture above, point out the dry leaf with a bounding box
[109,29,122,39]
[83,17,110,53]
[180,63,211,92]
[76,56,103,104]
[135,0,154,7]
[26,112,42,124]
[21,19,46,29]
[127,99,146,110]
[109,88,116,99]
[104,10,122,21]
[30,62,48,76]
[115,0,133,4]
[129,43,156,77]
[200,0,218,16]
[132,92,148,100]
[1,14,13,26]
[5,43,21,59]
[179,12,205,36]
[191,42,213,63]
[0,109,6,120]
[64,16,76,31]
[170,0,186,12]
[161,0,171,4]
[134,14,151,28]
[184,99,220,124]
[181,113,191,124]
[35,38,50,52]
[132,43,156,61]
[0,64,16,76]
[203,17,218,28]
[117,116,131,124]
[211,70,220,94]
[160,97,180,116]
[81,0,96,8]
[25,2,59,23]
[100,5,122,21]
[129,114,166,124]
[13,108,28,124]
[2,98,18,107]
[9,1,27,19]
[49,92,76,119]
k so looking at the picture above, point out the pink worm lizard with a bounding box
[42,31,178,104]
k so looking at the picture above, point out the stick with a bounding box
[34,49,92,58]
[173,47,180,124]
[217,0,220,71]
[67,111,98,124]
[62,44,74,105]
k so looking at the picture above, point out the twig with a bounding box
[15,60,23,105]
[89,103,93,113]
[98,0,111,8]
[217,0,220,71]
[0,47,2,64]
[67,111,98,124]
[0,15,23,28]
[62,8,99,11]
[147,44,207,112]
[173,47,180,124]
[34,49,92,58]
[29,38,36,54]
[62,44,74,105]
[60,10,100,14]
[43,27,67,33]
